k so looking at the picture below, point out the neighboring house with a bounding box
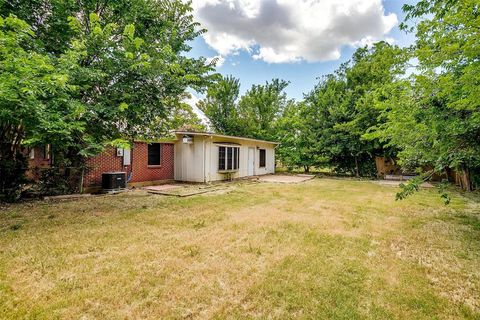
[26,131,279,192]
[374,156,402,178]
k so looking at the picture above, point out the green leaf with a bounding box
[119,102,129,111]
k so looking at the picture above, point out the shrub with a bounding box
[0,152,28,203]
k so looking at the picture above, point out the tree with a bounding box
[368,0,480,191]
[275,101,321,172]
[197,75,243,135]
[303,42,408,177]
[0,15,80,200]
[199,77,290,142]
[163,93,207,133]
[2,0,214,145]
[303,74,356,174]
[238,79,290,141]
[1,1,215,199]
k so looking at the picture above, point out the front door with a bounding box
[247,147,254,176]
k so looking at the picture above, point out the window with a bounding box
[43,144,50,160]
[227,147,233,170]
[148,143,161,166]
[218,146,239,171]
[219,146,226,170]
[234,147,239,169]
[259,149,266,168]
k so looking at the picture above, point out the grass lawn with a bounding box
[1,178,479,319]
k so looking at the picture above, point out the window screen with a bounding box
[148,143,161,165]
[259,149,266,167]
[219,146,226,170]
[227,147,233,170]
[218,146,239,171]
[234,147,239,169]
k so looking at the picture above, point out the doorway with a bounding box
[247,147,255,176]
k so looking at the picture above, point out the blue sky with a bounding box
[188,0,418,101]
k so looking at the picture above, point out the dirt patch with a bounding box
[373,180,434,188]
[257,174,315,184]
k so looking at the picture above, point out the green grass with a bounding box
[0,178,479,319]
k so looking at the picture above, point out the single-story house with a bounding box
[27,131,278,192]
[173,131,278,183]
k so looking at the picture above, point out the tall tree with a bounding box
[304,42,408,176]
[369,0,480,191]
[197,75,243,135]
[0,1,215,199]
[1,0,214,146]
[199,77,289,142]
[238,78,290,141]
[0,15,80,200]
[275,101,320,172]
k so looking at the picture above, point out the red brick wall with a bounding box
[29,146,51,167]
[83,147,123,187]
[26,146,52,180]
[84,142,174,187]
[130,142,174,183]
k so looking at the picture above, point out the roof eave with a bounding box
[172,131,280,145]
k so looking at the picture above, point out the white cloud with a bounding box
[192,0,398,63]
[206,55,226,67]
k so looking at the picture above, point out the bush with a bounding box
[471,167,480,191]
[35,167,82,196]
[0,152,28,202]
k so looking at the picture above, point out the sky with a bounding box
[187,0,419,103]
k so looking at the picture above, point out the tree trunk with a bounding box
[0,123,27,200]
[304,166,310,173]
[78,168,85,193]
[459,166,473,192]
[354,156,360,178]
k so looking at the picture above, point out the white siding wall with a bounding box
[174,136,207,182]
[174,135,276,182]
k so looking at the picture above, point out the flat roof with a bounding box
[173,131,280,145]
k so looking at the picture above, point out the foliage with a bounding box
[1,0,214,145]
[275,101,321,172]
[303,42,408,176]
[0,1,214,199]
[0,15,76,145]
[0,15,77,201]
[369,0,480,191]
[238,78,290,141]
[197,75,243,135]
[164,94,207,133]
[34,168,75,196]
[0,151,28,202]
[63,7,214,147]
[199,77,290,142]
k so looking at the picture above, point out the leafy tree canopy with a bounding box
[199,77,290,142]
[197,75,243,136]
[303,42,408,176]
[369,0,480,190]
[1,0,215,155]
[0,1,215,199]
